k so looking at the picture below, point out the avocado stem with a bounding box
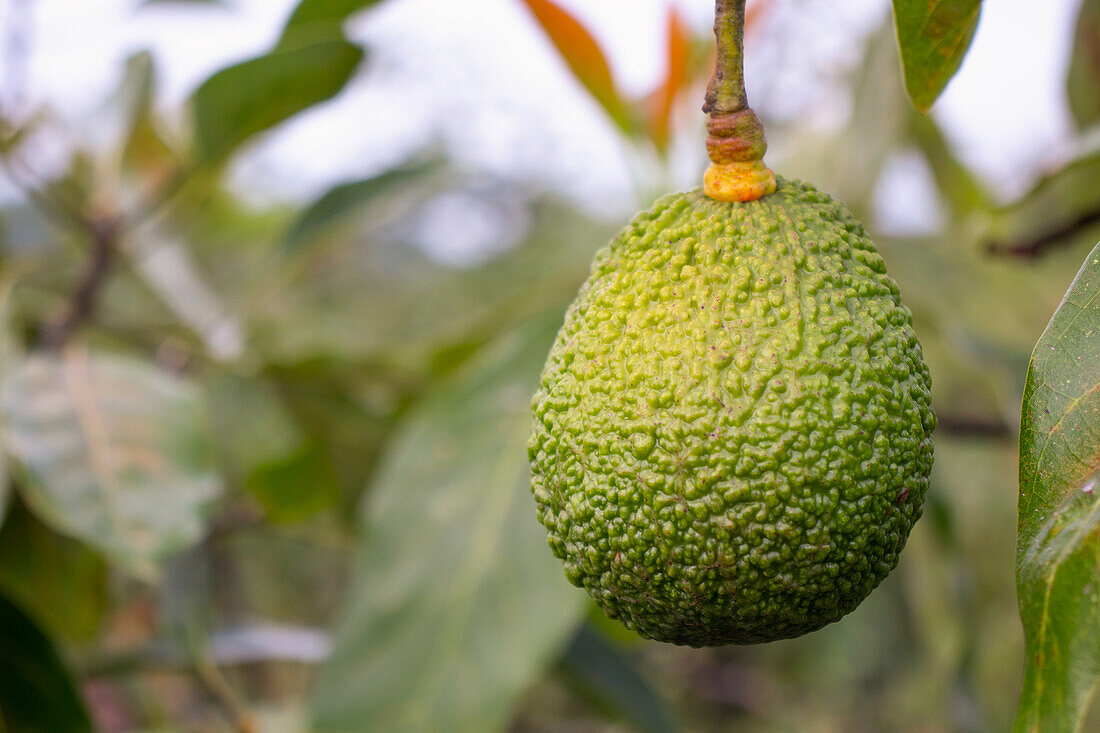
[703,0,776,203]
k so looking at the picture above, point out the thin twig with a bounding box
[40,214,119,348]
[985,206,1100,259]
[193,650,258,733]
[936,413,1012,438]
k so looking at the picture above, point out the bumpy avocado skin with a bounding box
[528,178,936,647]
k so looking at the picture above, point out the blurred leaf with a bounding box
[310,314,586,732]
[265,364,405,507]
[282,160,440,253]
[520,0,634,134]
[191,40,364,163]
[0,499,107,642]
[909,112,992,218]
[779,23,910,214]
[891,0,981,111]
[1068,0,1100,131]
[203,372,303,477]
[1015,243,1100,731]
[246,439,341,523]
[0,204,52,254]
[561,624,677,733]
[645,6,691,153]
[130,237,245,361]
[278,0,387,49]
[2,349,222,580]
[0,592,92,733]
[251,197,611,376]
[987,151,1100,257]
[219,525,348,624]
[115,52,180,188]
[1015,468,1100,733]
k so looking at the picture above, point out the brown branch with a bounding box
[985,206,1100,259]
[193,650,258,733]
[936,413,1012,438]
[40,215,119,349]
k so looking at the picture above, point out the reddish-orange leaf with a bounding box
[520,0,633,133]
[647,5,692,152]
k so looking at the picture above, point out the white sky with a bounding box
[2,0,1086,217]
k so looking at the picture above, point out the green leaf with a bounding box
[246,439,341,523]
[1015,242,1100,732]
[0,500,107,642]
[891,0,982,112]
[1015,468,1100,733]
[131,237,245,361]
[0,592,92,733]
[1068,0,1100,131]
[191,40,364,163]
[2,349,222,580]
[519,0,635,134]
[282,161,440,254]
[561,624,677,733]
[251,197,611,375]
[1019,241,1100,544]
[203,372,304,477]
[309,314,587,732]
[278,0,387,50]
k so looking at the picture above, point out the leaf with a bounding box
[2,349,222,580]
[561,624,677,733]
[114,52,180,188]
[778,22,911,213]
[1015,243,1100,731]
[309,314,587,732]
[130,237,245,361]
[278,0,387,50]
[190,40,364,163]
[909,111,992,218]
[203,372,304,478]
[282,160,440,253]
[891,0,982,112]
[1019,241,1100,543]
[0,500,107,642]
[246,439,341,523]
[1068,0,1100,131]
[251,197,612,376]
[645,6,692,153]
[0,592,92,733]
[1015,468,1100,733]
[519,0,634,134]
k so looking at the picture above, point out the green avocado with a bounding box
[528,178,936,646]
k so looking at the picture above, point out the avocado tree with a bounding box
[0,0,1096,731]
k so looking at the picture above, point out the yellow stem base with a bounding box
[704,161,777,203]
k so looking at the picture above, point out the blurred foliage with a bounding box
[1068,0,1100,131]
[0,592,92,733]
[0,0,1095,731]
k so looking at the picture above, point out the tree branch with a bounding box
[40,215,119,349]
[985,206,1100,259]
[936,413,1012,438]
